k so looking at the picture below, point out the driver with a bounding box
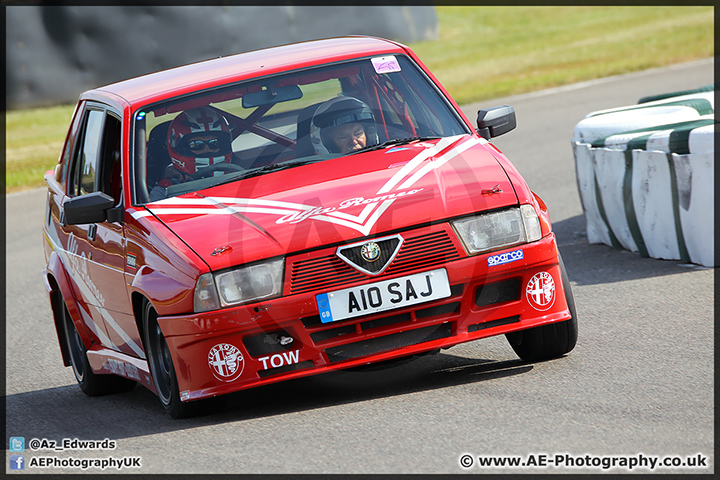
[310,97,378,154]
[150,107,233,201]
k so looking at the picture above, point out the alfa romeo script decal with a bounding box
[135,135,482,236]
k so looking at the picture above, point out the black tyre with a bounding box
[506,254,578,362]
[142,300,197,418]
[61,300,135,396]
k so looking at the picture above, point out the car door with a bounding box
[63,103,145,359]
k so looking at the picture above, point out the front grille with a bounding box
[468,315,520,333]
[288,229,461,295]
[310,324,355,343]
[289,256,364,295]
[415,301,461,319]
[384,231,461,276]
[324,323,452,363]
[360,312,411,332]
[337,236,401,274]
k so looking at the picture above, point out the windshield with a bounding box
[133,54,469,204]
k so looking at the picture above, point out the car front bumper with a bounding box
[158,230,570,402]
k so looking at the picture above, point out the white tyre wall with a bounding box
[572,143,612,246]
[572,88,715,267]
[676,152,714,266]
[632,150,681,260]
[592,148,639,254]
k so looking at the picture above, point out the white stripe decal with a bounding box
[131,210,153,219]
[139,206,303,217]
[399,136,479,190]
[141,134,478,235]
[45,229,117,350]
[377,135,462,194]
[46,222,145,357]
[64,254,145,357]
[326,203,377,223]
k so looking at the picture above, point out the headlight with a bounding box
[451,205,542,255]
[194,258,284,312]
[194,273,221,313]
[519,204,542,242]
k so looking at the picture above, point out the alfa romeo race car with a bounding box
[42,36,577,418]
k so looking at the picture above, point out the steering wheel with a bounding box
[189,162,244,180]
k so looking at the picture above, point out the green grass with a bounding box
[6,104,77,192]
[6,6,713,193]
[411,6,713,105]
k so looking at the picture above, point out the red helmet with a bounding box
[167,107,233,175]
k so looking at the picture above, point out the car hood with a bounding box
[143,135,518,270]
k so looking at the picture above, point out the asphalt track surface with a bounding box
[5,58,714,474]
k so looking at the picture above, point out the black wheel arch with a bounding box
[46,273,73,367]
[132,291,150,354]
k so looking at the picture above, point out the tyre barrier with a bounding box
[572,86,715,267]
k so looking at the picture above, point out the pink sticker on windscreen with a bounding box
[371,56,401,74]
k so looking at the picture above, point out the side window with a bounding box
[69,107,123,204]
[101,115,123,205]
[58,102,85,188]
[70,109,104,196]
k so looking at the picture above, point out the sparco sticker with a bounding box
[487,249,523,267]
[208,343,245,382]
[526,271,556,311]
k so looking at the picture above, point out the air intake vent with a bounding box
[475,278,521,307]
[324,323,452,363]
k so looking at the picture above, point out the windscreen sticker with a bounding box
[371,56,401,74]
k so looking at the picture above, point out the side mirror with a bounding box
[476,105,516,139]
[63,191,122,225]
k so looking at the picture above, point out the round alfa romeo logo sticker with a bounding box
[360,242,381,262]
[208,343,244,382]
[526,271,556,311]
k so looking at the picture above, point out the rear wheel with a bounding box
[142,300,196,418]
[506,254,578,361]
[61,300,135,396]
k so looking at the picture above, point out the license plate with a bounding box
[316,268,451,323]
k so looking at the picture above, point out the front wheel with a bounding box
[142,300,197,418]
[61,299,135,396]
[506,254,578,361]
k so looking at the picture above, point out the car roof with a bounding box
[84,36,407,109]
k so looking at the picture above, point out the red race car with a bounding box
[42,36,577,418]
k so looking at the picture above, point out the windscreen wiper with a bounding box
[247,158,324,175]
[211,158,325,186]
[347,136,442,155]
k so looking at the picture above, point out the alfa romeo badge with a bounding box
[360,242,381,262]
